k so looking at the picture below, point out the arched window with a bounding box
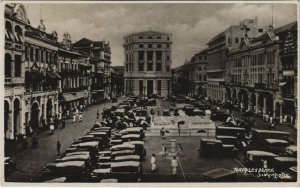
[30,47,34,61]
[35,48,39,61]
[14,25,23,43]
[5,54,12,77]
[5,21,13,41]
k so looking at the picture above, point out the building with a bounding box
[188,49,208,96]
[73,38,112,103]
[171,63,189,95]
[206,18,268,102]
[57,33,92,113]
[225,21,297,124]
[123,31,172,97]
[111,66,125,97]
[23,19,60,134]
[4,4,28,140]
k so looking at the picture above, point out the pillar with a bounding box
[263,97,267,114]
[255,93,260,113]
[144,51,147,71]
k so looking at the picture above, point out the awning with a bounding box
[62,92,89,102]
[279,82,287,87]
[25,71,45,80]
[47,72,62,80]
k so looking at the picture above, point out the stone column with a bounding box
[144,51,147,71]
[263,97,267,114]
[255,93,260,113]
[248,93,253,111]
[153,51,156,72]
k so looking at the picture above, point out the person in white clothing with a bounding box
[171,156,178,176]
[72,114,76,123]
[78,112,83,122]
[151,154,157,172]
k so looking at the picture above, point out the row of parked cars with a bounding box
[42,99,148,183]
[199,125,297,181]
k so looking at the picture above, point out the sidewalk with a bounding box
[5,98,123,182]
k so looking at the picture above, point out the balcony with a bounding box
[5,77,24,85]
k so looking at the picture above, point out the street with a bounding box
[5,99,121,182]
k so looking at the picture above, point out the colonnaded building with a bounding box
[123,31,172,97]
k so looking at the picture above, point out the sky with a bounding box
[23,2,298,68]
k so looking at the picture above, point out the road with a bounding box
[5,99,122,182]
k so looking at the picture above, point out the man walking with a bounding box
[57,140,61,156]
[151,154,157,172]
[171,156,178,176]
[97,110,100,119]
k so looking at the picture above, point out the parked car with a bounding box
[42,161,89,178]
[285,145,297,157]
[263,139,291,154]
[114,155,140,162]
[211,112,229,122]
[251,130,290,145]
[125,141,147,158]
[5,157,16,174]
[121,134,142,142]
[216,126,245,137]
[110,161,142,182]
[244,150,278,168]
[43,177,67,183]
[269,157,297,172]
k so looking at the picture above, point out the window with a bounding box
[157,80,161,95]
[156,63,162,71]
[157,44,162,48]
[139,80,143,95]
[139,36,143,39]
[25,46,28,60]
[147,51,153,61]
[35,48,39,61]
[30,47,34,61]
[167,36,169,40]
[5,21,13,41]
[147,63,153,71]
[258,28,263,33]
[148,44,152,48]
[5,54,12,77]
[14,25,23,43]
[15,55,21,77]
[126,54,129,62]
[166,65,170,72]
[204,75,206,81]
[157,36,161,39]
[235,37,239,43]
[148,36,152,39]
[199,66,202,71]
[138,51,144,61]
[139,44,143,48]
[41,50,44,62]
[166,55,170,61]
[199,75,202,81]
[156,51,162,61]
[138,63,144,71]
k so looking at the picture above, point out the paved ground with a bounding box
[4,97,297,183]
[5,98,123,182]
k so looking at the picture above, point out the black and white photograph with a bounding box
[2,0,299,185]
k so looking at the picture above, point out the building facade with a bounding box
[57,33,92,113]
[206,18,268,102]
[111,66,125,97]
[123,31,172,97]
[225,21,297,124]
[4,4,28,140]
[188,49,208,96]
[73,38,112,103]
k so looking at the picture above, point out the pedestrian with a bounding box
[157,108,160,116]
[72,113,76,123]
[49,124,55,135]
[57,140,61,156]
[160,127,166,139]
[151,154,157,172]
[78,112,83,122]
[61,119,65,129]
[97,110,100,119]
[171,156,178,176]
[178,144,183,154]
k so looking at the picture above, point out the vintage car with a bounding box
[91,127,111,134]
[215,135,237,145]
[97,162,112,169]
[75,137,104,150]
[70,141,99,156]
[263,139,291,154]
[114,155,140,162]
[285,145,297,157]
[269,157,297,172]
[5,157,16,174]
[120,127,145,139]
[42,161,89,178]
[110,143,135,152]
[112,97,118,103]
[98,151,111,157]
[88,131,109,144]
[288,166,297,180]
[97,156,111,163]
[202,168,237,182]
[244,150,278,168]
[251,130,290,145]
[91,168,111,181]
[110,161,142,182]
[65,151,90,157]
[117,105,130,113]
[109,139,123,147]
[135,109,148,117]
[211,112,229,122]
[198,138,222,157]
[192,109,205,116]
[162,109,170,116]
[124,141,147,158]
[121,134,142,142]
[111,150,135,159]
[216,126,245,137]
[55,154,91,166]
